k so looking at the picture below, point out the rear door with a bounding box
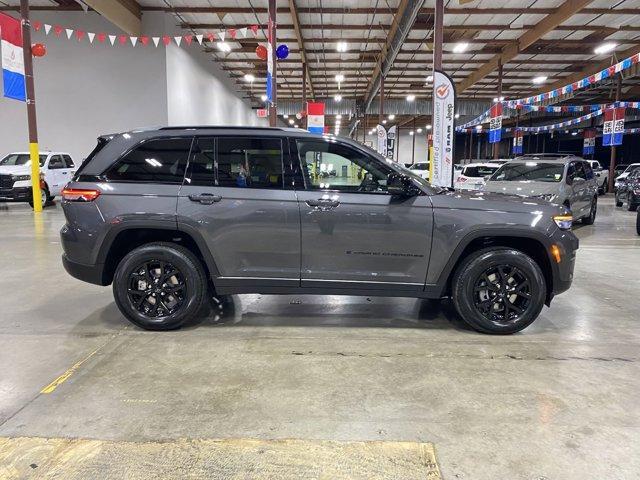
[292,137,433,292]
[177,136,300,289]
[46,154,67,195]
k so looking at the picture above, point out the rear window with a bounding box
[462,165,498,177]
[104,138,192,184]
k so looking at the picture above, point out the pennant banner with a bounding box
[519,109,603,133]
[488,102,502,143]
[0,12,26,102]
[583,129,596,156]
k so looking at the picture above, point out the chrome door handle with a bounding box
[188,193,222,205]
[306,199,340,208]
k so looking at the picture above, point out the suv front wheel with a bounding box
[452,248,547,334]
[113,242,207,330]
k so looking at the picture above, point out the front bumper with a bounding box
[550,230,579,297]
[0,186,32,201]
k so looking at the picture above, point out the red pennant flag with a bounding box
[97,32,106,43]
[207,32,216,42]
[184,34,193,46]
[140,35,149,46]
[162,35,171,46]
[54,25,63,36]
[118,34,128,45]
[250,25,258,35]
[75,30,85,41]
[33,21,42,31]
[608,65,616,76]
[228,28,236,39]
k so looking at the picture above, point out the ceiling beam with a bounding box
[287,0,315,100]
[457,0,594,94]
[81,0,141,36]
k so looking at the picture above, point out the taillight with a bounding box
[62,187,101,202]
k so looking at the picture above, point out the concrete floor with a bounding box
[0,196,639,479]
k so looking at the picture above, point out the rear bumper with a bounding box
[62,254,107,286]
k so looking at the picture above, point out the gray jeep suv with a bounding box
[60,127,578,334]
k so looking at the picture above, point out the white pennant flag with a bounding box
[174,36,182,46]
[152,37,160,47]
[219,31,225,42]
[88,32,95,43]
[66,28,73,39]
[239,27,247,38]
[109,35,116,46]
[44,24,52,35]
[196,34,204,45]
[130,36,138,47]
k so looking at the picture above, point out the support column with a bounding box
[493,60,503,159]
[301,61,307,130]
[411,117,416,165]
[20,0,43,213]
[608,74,622,192]
[379,77,385,124]
[268,0,277,126]
[433,0,443,70]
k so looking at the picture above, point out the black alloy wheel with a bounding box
[582,197,597,225]
[127,260,186,318]
[472,265,532,324]
[627,193,638,212]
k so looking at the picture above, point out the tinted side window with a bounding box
[48,155,65,169]
[582,161,594,180]
[104,138,192,184]
[217,137,283,189]
[186,137,216,186]
[62,155,75,168]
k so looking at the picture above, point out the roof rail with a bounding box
[158,126,287,131]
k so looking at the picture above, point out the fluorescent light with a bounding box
[244,73,255,82]
[382,120,387,124]
[475,125,482,131]
[336,41,348,52]
[334,94,342,102]
[261,94,268,101]
[453,42,469,53]
[289,119,294,125]
[336,114,342,120]
[417,128,423,133]
[409,131,414,136]
[454,113,460,119]
[532,75,547,84]
[217,41,230,52]
[388,114,395,120]
[283,114,288,119]
[426,124,432,130]
[335,74,345,83]
[406,94,416,102]
[594,42,617,55]
[426,75,433,82]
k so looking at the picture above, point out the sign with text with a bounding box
[376,124,387,156]
[489,102,503,143]
[583,129,596,155]
[256,108,268,118]
[386,125,396,160]
[512,129,523,155]
[430,70,455,187]
[603,107,625,146]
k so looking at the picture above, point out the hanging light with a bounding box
[454,113,460,119]
[289,119,295,125]
[260,94,268,101]
[283,114,289,119]
[417,128,423,133]
[336,114,342,119]
[426,75,433,83]
[336,41,348,52]
[244,74,255,83]
[388,114,395,120]
[217,41,231,52]
[532,75,547,84]
[426,124,432,130]
[594,42,617,55]
[406,94,416,102]
[382,120,387,124]
[453,42,469,53]
[409,131,415,136]
[334,94,342,102]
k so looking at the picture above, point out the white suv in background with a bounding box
[587,160,608,194]
[454,162,502,191]
[0,151,76,208]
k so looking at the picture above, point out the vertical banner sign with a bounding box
[489,102,503,143]
[431,70,456,187]
[583,129,596,156]
[0,12,26,101]
[376,125,387,156]
[266,17,274,103]
[306,102,324,134]
[603,107,625,146]
[512,129,523,155]
[386,125,397,160]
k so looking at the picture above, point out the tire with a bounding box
[28,186,49,209]
[582,197,597,225]
[627,194,638,212]
[636,207,640,236]
[615,194,623,207]
[452,248,547,335]
[112,242,207,330]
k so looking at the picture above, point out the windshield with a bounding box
[490,162,565,182]
[462,165,499,177]
[623,164,640,173]
[0,154,47,167]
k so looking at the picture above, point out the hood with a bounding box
[483,180,561,197]
[0,165,30,175]
[434,188,564,216]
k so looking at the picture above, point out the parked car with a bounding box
[637,207,640,236]
[61,127,578,335]
[615,168,640,211]
[586,160,609,194]
[0,151,77,209]
[408,161,430,179]
[454,162,502,191]
[614,163,640,191]
[484,154,599,224]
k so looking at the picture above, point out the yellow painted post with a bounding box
[29,142,42,212]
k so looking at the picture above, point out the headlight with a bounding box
[537,193,557,202]
[553,214,573,230]
[11,174,31,181]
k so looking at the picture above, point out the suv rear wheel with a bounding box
[452,248,547,334]
[582,197,597,225]
[112,242,207,330]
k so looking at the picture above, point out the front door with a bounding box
[46,154,67,195]
[292,138,433,292]
[568,161,589,217]
[177,136,300,288]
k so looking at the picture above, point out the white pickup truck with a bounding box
[0,151,77,208]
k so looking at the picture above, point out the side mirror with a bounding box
[387,173,417,197]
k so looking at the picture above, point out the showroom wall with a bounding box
[362,129,429,165]
[0,12,264,161]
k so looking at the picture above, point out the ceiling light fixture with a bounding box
[532,75,548,84]
[334,94,342,102]
[417,128,423,133]
[217,41,231,52]
[409,131,414,136]
[336,114,342,119]
[336,41,348,52]
[244,74,255,83]
[406,94,416,102]
[594,42,617,55]
[426,124,432,130]
[260,94,268,102]
[453,42,469,53]
[426,75,433,82]
[454,113,460,119]
[289,119,294,125]
[283,114,289,119]
[388,114,395,120]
